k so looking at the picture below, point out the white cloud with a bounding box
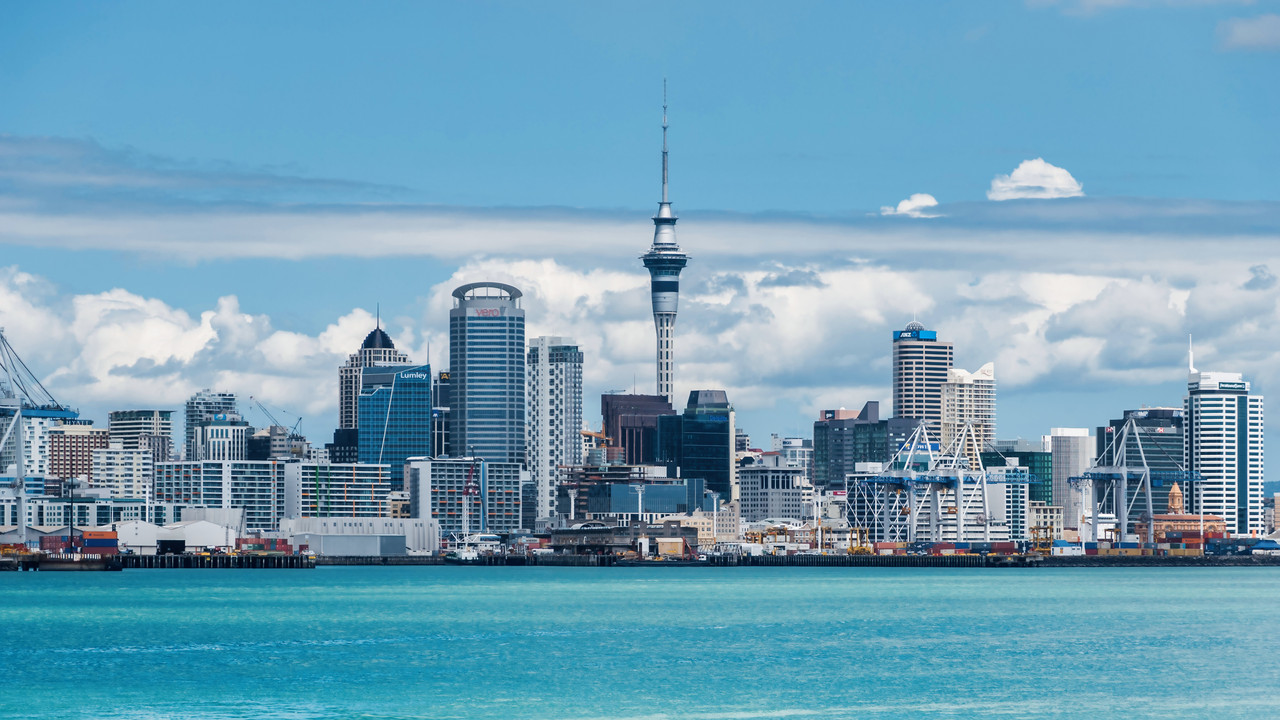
[1219,14,1280,50]
[880,193,941,218]
[987,158,1085,201]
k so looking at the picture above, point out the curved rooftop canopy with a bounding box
[452,282,522,302]
[361,327,395,350]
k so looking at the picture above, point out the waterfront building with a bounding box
[1184,365,1265,535]
[286,463,394,518]
[738,453,808,523]
[432,371,452,458]
[279,516,440,554]
[640,94,689,405]
[155,460,295,531]
[812,402,920,488]
[584,477,708,523]
[49,424,109,482]
[449,282,526,465]
[338,323,410,431]
[941,363,996,468]
[90,442,154,499]
[1049,428,1094,528]
[183,389,238,460]
[1132,482,1226,542]
[108,410,174,452]
[601,393,675,465]
[657,390,736,501]
[405,457,526,536]
[891,321,953,439]
[356,364,432,490]
[527,336,584,523]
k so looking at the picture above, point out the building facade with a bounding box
[192,416,250,462]
[738,453,808,522]
[601,393,675,465]
[449,282,526,465]
[813,402,920,488]
[90,442,154,499]
[49,424,109,482]
[1184,369,1265,536]
[108,410,174,452]
[891,321,953,439]
[527,336,584,522]
[356,364,432,490]
[286,463,394,518]
[155,460,295,531]
[1049,427,1094,529]
[338,325,410,431]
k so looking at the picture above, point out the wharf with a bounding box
[709,553,1030,568]
[1040,554,1280,568]
[2,554,123,571]
[118,554,314,569]
[316,555,443,566]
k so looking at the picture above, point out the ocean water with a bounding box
[2,566,1278,719]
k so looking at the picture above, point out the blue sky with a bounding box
[2,1,1279,468]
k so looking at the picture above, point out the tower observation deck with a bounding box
[640,84,689,405]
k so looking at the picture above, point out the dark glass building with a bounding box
[601,393,675,465]
[982,439,1053,505]
[357,364,433,490]
[657,390,735,499]
[1095,408,1185,518]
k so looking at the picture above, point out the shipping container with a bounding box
[81,531,117,540]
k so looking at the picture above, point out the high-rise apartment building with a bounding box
[449,282,526,465]
[49,424,109,481]
[941,362,996,468]
[406,457,527,536]
[1185,366,1264,535]
[108,410,174,452]
[91,441,154,499]
[527,337,584,522]
[184,389,238,460]
[640,94,689,405]
[192,414,250,462]
[891,321,953,439]
[339,324,410,431]
[356,364,432,490]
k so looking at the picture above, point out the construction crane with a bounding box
[248,396,303,436]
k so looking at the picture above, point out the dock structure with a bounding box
[118,554,314,569]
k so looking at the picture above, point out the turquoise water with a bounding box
[2,566,1279,719]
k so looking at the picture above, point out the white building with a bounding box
[1185,367,1265,536]
[90,442,154,499]
[0,411,81,478]
[405,457,527,536]
[941,362,996,468]
[107,410,174,453]
[183,389,238,460]
[1049,427,1095,529]
[526,337,584,522]
[193,418,249,462]
[155,460,293,531]
[279,516,440,553]
[738,453,808,523]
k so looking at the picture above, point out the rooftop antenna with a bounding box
[1188,334,1196,374]
[376,303,381,330]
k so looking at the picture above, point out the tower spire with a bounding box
[662,78,669,204]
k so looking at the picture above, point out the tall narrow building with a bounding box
[640,91,689,405]
[339,321,410,431]
[183,389,238,461]
[941,362,996,468]
[527,337,584,522]
[891,321,953,440]
[1185,358,1264,536]
[449,282,526,465]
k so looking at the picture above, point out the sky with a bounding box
[1,1,1279,470]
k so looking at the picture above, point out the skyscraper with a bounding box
[184,389,238,460]
[1049,427,1094,528]
[339,322,410,431]
[812,402,919,488]
[941,362,996,468]
[1185,362,1264,536]
[657,390,736,501]
[108,410,174,452]
[527,336,584,522]
[601,393,675,465]
[1094,409,1184,524]
[640,90,689,405]
[891,321,953,439]
[449,282,526,465]
[356,364,432,490]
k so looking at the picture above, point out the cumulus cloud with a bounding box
[880,193,941,218]
[1219,14,1280,51]
[1243,264,1276,290]
[988,158,1084,201]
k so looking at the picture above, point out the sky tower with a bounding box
[641,84,689,404]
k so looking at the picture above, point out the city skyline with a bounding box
[1,3,1278,477]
